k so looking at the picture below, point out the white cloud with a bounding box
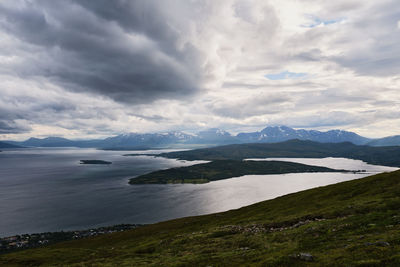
[0,0,400,139]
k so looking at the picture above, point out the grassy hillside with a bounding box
[2,170,400,266]
[129,160,350,184]
[159,139,400,167]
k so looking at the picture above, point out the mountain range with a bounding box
[2,126,400,149]
[236,126,370,145]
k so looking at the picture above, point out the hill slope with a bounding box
[0,141,22,149]
[2,170,400,266]
[11,137,105,148]
[160,139,400,167]
[368,135,400,147]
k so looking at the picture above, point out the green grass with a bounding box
[129,160,350,184]
[2,170,400,266]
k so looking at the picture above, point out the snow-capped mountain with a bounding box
[236,126,370,145]
[5,125,379,149]
[193,128,237,144]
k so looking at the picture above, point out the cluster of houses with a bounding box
[0,234,49,251]
[0,224,141,253]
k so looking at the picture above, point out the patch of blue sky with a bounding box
[265,71,307,80]
[301,15,345,28]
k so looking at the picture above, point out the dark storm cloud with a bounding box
[0,120,30,134]
[0,108,31,134]
[0,107,31,134]
[0,0,202,103]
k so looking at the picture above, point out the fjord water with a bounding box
[0,148,397,237]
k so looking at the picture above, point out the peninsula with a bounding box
[158,139,400,167]
[129,160,351,184]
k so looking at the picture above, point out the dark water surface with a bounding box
[0,148,397,237]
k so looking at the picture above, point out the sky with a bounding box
[0,0,400,140]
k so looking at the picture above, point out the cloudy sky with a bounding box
[0,0,400,140]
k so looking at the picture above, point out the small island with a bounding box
[129,160,351,184]
[80,160,112,165]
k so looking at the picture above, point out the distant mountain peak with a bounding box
[7,125,396,149]
[237,125,370,145]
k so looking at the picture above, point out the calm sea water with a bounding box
[0,148,397,237]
